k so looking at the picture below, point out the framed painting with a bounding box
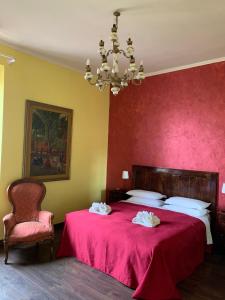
[23,100,73,181]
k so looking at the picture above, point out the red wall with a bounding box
[107,62,225,209]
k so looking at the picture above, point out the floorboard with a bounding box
[0,227,224,300]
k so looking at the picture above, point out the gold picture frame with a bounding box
[23,100,73,181]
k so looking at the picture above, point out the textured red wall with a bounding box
[107,62,225,208]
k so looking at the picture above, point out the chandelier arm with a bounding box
[127,73,136,81]
[103,73,110,81]
[106,49,113,57]
[101,72,112,82]
[88,81,98,86]
[104,77,112,83]
[102,77,118,84]
[101,81,111,85]
[101,77,111,82]
[101,82,108,88]
[87,77,98,85]
[109,74,121,83]
[119,49,130,59]
[132,79,142,86]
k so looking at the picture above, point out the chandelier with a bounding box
[84,11,145,95]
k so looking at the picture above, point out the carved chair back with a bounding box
[7,179,46,223]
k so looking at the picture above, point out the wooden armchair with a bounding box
[3,179,54,264]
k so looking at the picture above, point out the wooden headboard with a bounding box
[132,165,218,215]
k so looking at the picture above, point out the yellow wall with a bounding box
[0,65,4,176]
[0,44,109,239]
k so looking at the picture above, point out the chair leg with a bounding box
[50,238,54,260]
[36,242,39,259]
[4,240,8,264]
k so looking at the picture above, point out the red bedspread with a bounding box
[57,202,206,300]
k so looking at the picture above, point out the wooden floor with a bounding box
[0,228,225,300]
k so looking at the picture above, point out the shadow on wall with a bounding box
[101,190,106,202]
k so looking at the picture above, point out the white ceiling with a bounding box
[0,0,225,74]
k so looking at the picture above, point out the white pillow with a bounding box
[164,196,211,210]
[162,204,209,217]
[126,189,166,200]
[122,196,164,208]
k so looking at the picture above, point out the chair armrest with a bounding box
[3,213,16,238]
[38,211,54,226]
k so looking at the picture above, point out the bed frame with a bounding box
[132,165,218,223]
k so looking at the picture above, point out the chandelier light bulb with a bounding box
[99,40,104,47]
[84,11,145,95]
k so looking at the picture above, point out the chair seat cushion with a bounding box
[8,221,53,244]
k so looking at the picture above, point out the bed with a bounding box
[57,166,218,300]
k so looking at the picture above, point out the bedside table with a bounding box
[216,210,225,253]
[107,189,129,204]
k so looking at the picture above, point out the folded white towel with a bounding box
[89,202,112,215]
[132,211,160,227]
